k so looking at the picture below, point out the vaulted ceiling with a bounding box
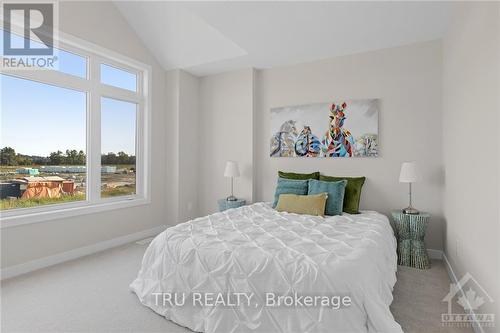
[115,1,453,76]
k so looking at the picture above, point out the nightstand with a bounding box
[218,199,246,212]
[391,211,431,269]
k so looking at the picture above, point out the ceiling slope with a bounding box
[114,1,452,76]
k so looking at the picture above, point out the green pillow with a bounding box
[278,171,320,180]
[273,177,309,208]
[319,175,365,214]
[276,193,328,216]
[308,179,347,216]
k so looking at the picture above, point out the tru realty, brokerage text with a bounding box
[151,292,352,309]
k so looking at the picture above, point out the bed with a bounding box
[130,203,403,333]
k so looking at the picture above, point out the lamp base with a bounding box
[402,206,419,215]
[226,196,237,201]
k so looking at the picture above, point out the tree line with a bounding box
[0,147,135,166]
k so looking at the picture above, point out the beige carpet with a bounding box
[1,242,472,333]
[391,261,473,333]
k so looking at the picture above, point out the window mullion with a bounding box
[1,70,91,93]
[88,59,101,203]
[135,100,143,198]
[141,71,151,200]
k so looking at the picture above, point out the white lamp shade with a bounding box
[224,161,240,178]
[399,162,419,183]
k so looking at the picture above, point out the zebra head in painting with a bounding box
[323,102,355,157]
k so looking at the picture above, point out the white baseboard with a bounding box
[427,248,444,260]
[0,225,166,280]
[442,252,485,333]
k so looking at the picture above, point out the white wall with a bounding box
[178,71,201,221]
[188,41,443,249]
[192,41,444,250]
[166,69,201,222]
[198,69,255,215]
[256,41,444,249]
[442,2,500,326]
[1,1,169,268]
[165,70,180,225]
[192,41,443,249]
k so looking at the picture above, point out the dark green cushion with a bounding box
[273,178,309,208]
[278,171,320,180]
[319,175,365,214]
[308,179,347,216]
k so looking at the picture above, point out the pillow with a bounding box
[276,193,328,216]
[272,177,309,208]
[278,171,320,180]
[308,179,347,216]
[319,175,366,214]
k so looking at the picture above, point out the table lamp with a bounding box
[224,161,240,201]
[399,161,419,214]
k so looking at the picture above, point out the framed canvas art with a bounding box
[270,99,379,157]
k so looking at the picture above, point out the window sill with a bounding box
[0,197,151,229]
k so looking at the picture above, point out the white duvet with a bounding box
[130,203,402,333]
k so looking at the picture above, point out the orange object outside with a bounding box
[21,181,62,199]
[62,181,75,194]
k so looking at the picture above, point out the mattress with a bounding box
[130,202,402,333]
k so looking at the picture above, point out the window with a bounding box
[0,29,151,226]
[101,97,137,198]
[57,49,87,78]
[1,75,87,210]
[100,64,137,92]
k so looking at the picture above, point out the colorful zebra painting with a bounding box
[270,99,379,158]
[295,126,322,157]
[270,120,299,157]
[322,103,355,157]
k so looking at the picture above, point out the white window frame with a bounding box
[0,28,152,228]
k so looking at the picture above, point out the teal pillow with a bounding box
[278,171,320,180]
[319,175,365,214]
[273,178,309,208]
[308,179,347,216]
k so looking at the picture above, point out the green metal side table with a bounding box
[218,199,246,212]
[391,211,431,269]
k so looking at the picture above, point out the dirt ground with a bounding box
[0,165,136,198]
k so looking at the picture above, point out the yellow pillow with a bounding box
[275,193,328,216]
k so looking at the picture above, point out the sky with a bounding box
[1,31,137,157]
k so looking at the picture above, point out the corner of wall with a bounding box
[165,69,180,224]
[442,2,500,327]
[165,69,203,223]
[197,68,256,215]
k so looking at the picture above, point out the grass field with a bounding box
[1,186,136,210]
[0,193,85,210]
[101,185,135,198]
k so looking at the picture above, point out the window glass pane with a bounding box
[56,49,87,78]
[0,75,87,211]
[100,64,137,92]
[1,29,87,78]
[101,97,136,198]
